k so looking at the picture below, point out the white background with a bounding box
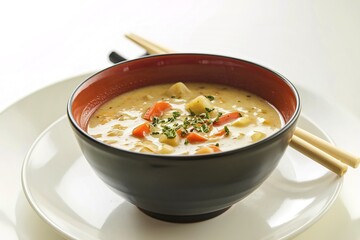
[1,0,360,116]
[1,0,359,239]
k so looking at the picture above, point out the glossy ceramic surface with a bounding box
[22,115,341,240]
[2,74,358,240]
[67,54,301,221]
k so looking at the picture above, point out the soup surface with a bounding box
[87,82,283,155]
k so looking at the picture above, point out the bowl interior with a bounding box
[69,54,299,131]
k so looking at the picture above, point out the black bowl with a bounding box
[67,53,300,223]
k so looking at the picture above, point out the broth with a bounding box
[87,82,283,155]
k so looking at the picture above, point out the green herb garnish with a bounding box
[167,117,175,123]
[172,111,181,118]
[201,124,210,133]
[206,95,215,101]
[224,126,230,136]
[150,105,220,140]
[162,126,177,139]
[152,117,160,126]
[213,112,223,123]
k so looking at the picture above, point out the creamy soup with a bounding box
[87,82,283,155]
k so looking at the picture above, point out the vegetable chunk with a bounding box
[251,131,266,142]
[132,123,151,138]
[159,133,181,146]
[157,144,175,154]
[166,82,192,98]
[186,95,214,115]
[186,132,208,144]
[213,112,241,126]
[232,116,252,127]
[195,145,221,154]
[143,101,172,121]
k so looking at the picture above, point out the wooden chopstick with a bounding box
[289,135,347,176]
[125,33,173,54]
[125,33,360,176]
[294,128,359,168]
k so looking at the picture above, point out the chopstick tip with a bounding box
[339,165,348,177]
[353,158,360,168]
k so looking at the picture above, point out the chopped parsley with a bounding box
[149,107,226,140]
[188,109,196,116]
[162,126,177,139]
[206,95,215,101]
[151,117,165,127]
[172,111,181,118]
[201,124,210,133]
[224,126,230,136]
[213,112,223,123]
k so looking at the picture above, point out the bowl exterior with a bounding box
[67,53,301,219]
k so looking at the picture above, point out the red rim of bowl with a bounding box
[67,53,301,160]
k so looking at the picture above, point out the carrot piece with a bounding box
[143,101,172,121]
[132,122,151,138]
[176,129,187,138]
[213,112,241,126]
[213,128,226,137]
[212,126,232,137]
[186,132,208,144]
[209,145,221,152]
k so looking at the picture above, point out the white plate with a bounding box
[1,73,359,240]
[21,114,342,240]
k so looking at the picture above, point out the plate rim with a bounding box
[21,115,80,240]
[21,114,343,240]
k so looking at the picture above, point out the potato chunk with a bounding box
[157,144,175,154]
[232,116,253,128]
[139,147,153,153]
[251,131,266,142]
[186,95,214,115]
[159,134,180,147]
[195,146,214,154]
[166,82,191,98]
[137,140,158,152]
